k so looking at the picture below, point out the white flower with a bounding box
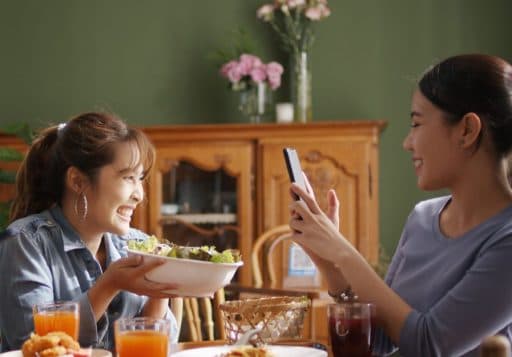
[257,4,275,21]
[257,0,331,53]
[287,0,306,9]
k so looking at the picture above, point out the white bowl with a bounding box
[126,249,243,297]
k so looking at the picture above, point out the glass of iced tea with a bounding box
[115,317,170,357]
[33,301,80,340]
[328,302,376,357]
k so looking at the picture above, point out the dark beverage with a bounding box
[329,316,374,357]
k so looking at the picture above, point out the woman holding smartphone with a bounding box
[288,54,512,356]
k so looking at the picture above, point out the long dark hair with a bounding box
[418,54,512,156]
[10,112,155,222]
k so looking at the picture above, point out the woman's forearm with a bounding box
[142,298,169,319]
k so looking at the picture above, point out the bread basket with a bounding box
[219,296,311,345]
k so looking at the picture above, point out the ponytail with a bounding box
[9,126,62,222]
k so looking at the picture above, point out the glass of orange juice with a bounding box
[115,317,170,357]
[33,301,80,340]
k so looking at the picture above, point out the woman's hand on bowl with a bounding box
[104,255,179,298]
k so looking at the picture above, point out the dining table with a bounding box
[171,338,333,356]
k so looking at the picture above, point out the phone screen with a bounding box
[283,147,306,200]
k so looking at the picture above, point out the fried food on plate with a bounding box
[21,331,83,357]
[220,346,275,357]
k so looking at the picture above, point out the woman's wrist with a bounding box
[88,275,119,321]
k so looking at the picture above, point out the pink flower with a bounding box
[220,60,243,83]
[250,65,267,83]
[257,4,275,21]
[266,62,283,89]
[305,4,331,20]
[220,60,237,77]
[219,54,283,91]
[268,75,282,90]
[266,62,284,78]
[239,54,263,76]
[286,0,306,8]
[304,6,321,20]
[320,3,331,17]
[258,0,331,54]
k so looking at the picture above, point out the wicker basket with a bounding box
[219,296,311,345]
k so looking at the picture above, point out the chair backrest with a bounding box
[171,289,226,342]
[254,225,325,290]
[252,224,293,288]
[480,335,511,356]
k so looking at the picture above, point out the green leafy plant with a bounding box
[0,123,33,230]
[208,27,259,70]
[371,246,391,279]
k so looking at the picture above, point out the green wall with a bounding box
[1,0,510,256]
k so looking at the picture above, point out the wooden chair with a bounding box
[480,335,511,356]
[251,224,293,288]
[171,290,226,342]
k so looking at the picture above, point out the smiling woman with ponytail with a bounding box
[0,112,178,352]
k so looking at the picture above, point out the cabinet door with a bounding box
[259,137,379,286]
[145,142,254,285]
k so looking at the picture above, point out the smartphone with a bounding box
[283,147,306,200]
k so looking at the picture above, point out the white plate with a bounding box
[172,345,327,357]
[0,349,111,357]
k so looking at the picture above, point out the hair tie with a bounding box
[56,123,67,138]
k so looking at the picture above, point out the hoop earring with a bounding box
[74,192,88,221]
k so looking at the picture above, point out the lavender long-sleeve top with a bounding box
[374,196,512,356]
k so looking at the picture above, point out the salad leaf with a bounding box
[127,236,242,264]
[127,235,159,253]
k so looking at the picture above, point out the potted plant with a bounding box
[0,123,33,231]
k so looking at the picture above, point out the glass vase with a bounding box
[290,51,312,123]
[238,82,273,123]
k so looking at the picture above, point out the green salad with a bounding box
[127,235,242,264]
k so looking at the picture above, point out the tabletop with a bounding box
[172,339,333,356]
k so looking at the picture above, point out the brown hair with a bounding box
[418,54,512,157]
[9,112,155,222]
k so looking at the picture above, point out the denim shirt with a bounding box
[0,206,178,351]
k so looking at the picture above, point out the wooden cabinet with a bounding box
[136,121,386,288]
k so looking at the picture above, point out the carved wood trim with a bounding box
[157,154,240,177]
[301,150,358,210]
[159,216,240,238]
[302,150,357,178]
[158,158,179,174]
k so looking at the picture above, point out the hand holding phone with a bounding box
[283,147,306,201]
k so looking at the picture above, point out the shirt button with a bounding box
[46,220,54,226]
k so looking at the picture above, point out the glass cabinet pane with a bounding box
[159,161,239,255]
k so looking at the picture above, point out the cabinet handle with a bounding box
[368,165,373,199]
